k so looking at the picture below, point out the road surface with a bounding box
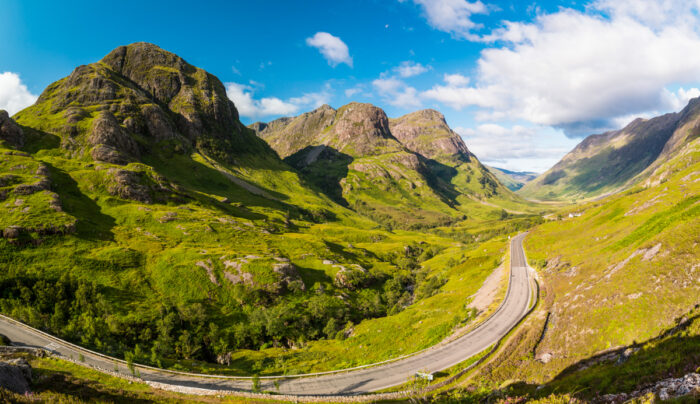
[0,233,533,396]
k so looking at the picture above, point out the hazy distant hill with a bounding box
[486,166,538,191]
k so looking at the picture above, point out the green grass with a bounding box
[449,137,700,401]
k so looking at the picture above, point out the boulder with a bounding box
[273,263,305,291]
[88,111,139,164]
[2,226,22,239]
[0,358,32,394]
[0,110,24,149]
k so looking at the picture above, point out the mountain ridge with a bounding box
[519,98,700,201]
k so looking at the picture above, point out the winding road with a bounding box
[0,233,534,396]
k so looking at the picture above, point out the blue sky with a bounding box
[2,0,700,172]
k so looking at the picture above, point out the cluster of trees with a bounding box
[0,222,457,368]
[0,242,448,368]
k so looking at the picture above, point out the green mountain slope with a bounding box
[252,105,537,229]
[466,135,700,400]
[0,42,532,377]
[519,98,700,201]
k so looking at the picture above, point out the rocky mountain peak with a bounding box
[332,103,392,144]
[14,43,272,163]
[389,109,471,163]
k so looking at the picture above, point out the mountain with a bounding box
[252,105,533,228]
[0,42,535,379]
[486,166,538,191]
[519,98,700,201]
[388,109,472,164]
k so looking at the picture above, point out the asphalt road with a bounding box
[0,233,533,396]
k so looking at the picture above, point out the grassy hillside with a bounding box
[519,98,700,201]
[254,105,541,230]
[0,43,549,378]
[438,136,700,402]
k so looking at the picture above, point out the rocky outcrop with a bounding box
[599,373,700,403]
[88,111,139,164]
[0,358,32,394]
[333,265,369,290]
[106,168,172,204]
[0,110,24,149]
[273,262,305,292]
[389,109,472,163]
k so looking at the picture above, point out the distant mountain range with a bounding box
[485,166,538,191]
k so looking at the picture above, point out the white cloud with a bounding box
[423,0,700,137]
[406,0,489,40]
[667,87,700,111]
[443,73,470,87]
[225,82,331,120]
[306,32,353,67]
[345,86,363,98]
[0,72,38,115]
[394,61,430,78]
[455,123,574,172]
[372,77,421,108]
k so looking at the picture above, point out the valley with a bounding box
[0,39,698,403]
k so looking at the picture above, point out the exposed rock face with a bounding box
[14,42,274,163]
[389,109,472,163]
[599,372,700,403]
[101,43,252,154]
[253,104,336,158]
[330,103,397,156]
[273,262,305,292]
[106,168,171,204]
[88,111,140,164]
[253,103,402,158]
[0,110,24,149]
[0,358,32,394]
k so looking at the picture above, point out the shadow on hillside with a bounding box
[19,126,61,154]
[143,153,320,222]
[568,126,674,194]
[31,371,155,403]
[510,311,700,400]
[44,163,116,241]
[285,145,353,207]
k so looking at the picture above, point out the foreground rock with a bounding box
[598,372,700,403]
[0,358,32,394]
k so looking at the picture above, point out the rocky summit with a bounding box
[14,42,273,165]
[251,102,524,228]
[389,109,472,164]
